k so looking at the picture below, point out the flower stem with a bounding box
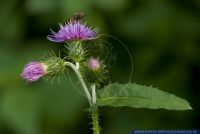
[91,83,96,104]
[91,106,101,134]
[64,62,92,106]
[90,83,100,134]
[75,62,80,69]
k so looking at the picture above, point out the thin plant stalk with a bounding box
[91,83,101,134]
[91,83,96,104]
[64,61,92,106]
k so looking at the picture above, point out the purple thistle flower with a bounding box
[21,62,47,82]
[88,57,100,70]
[47,21,97,42]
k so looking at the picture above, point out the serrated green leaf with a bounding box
[97,83,192,110]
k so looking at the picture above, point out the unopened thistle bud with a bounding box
[21,51,67,83]
[82,57,109,88]
[88,57,100,70]
[21,62,47,82]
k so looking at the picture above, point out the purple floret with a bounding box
[47,21,97,42]
[21,62,46,82]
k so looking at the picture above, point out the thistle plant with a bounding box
[21,13,192,134]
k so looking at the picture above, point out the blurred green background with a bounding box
[0,0,199,134]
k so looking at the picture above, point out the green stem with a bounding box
[75,62,80,69]
[90,83,101,134]
[91,106,101,134]
[91,83,96,104]
[64,62,92,106]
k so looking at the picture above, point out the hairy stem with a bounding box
[90,84,100,134]
[65,62,92,106]
[91,106,101,134]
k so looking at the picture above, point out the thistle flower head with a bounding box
[88,57,100,70]
[21,62,47,82]
[47,21,97,42]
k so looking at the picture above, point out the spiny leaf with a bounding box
[97,83,192,110]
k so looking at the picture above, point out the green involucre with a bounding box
[65,41,88,63]
[81,59,109,89]
[40,51,66,83]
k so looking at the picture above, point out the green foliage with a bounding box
[97,83,192,110]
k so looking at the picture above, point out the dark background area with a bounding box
[0,0,199,134]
